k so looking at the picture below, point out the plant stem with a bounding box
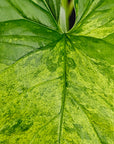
[60,0,74,32]
[66,0,74,31]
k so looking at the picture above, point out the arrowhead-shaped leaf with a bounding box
[0,0,114,143]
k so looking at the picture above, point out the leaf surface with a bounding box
[45,0,61,21]
[0,0,114,144]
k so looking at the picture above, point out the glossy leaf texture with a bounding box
[0,0,114,144]
[45,0,61,21]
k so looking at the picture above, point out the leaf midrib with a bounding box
[58,34,67,143]
[58,34,106,144]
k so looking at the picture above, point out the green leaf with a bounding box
[0,0,114,144]
[73,0,114,38]
[45,0,61,21]
[0,0,59,30]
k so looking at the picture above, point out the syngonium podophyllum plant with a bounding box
[0,0,114,143]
